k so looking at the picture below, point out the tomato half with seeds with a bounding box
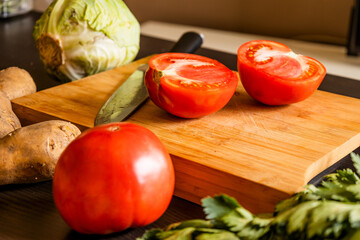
[237,40,326,105]
[145,53,238,118]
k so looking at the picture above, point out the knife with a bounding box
[94,31,204,125]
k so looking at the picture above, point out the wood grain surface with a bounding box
[11,57,360,213]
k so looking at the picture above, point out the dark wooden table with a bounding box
[0,11,359,239]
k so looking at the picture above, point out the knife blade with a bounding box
[94,31,204,125]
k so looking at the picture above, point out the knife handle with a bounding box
[169,32,204,53]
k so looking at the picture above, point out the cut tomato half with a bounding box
[145,53,238,118]
[237,40,326,105]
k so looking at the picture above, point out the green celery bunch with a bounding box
[139,153,360,240]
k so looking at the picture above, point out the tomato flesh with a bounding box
[237,40,326,105]
[53,123,175,234]
[145,53,238,118]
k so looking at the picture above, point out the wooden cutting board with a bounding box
[11,57,360,213]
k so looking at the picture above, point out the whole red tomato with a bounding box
[145,53,238,118]
[52,122,175,234]
[237,40,326,105]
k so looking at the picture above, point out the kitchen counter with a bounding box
[0,11,359,239]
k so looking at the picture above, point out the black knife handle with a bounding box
[169,31,204,53]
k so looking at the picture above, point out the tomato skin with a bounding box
[52,123,175,234]
[145,53,238,118]
[237,40,326,105]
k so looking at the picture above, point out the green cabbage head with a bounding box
[33,0,140,82]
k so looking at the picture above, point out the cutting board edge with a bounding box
[305,132,360,182]
[11,101,90,131]
[171,154,291,213]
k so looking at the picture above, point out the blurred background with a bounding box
[123,0,354,46]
